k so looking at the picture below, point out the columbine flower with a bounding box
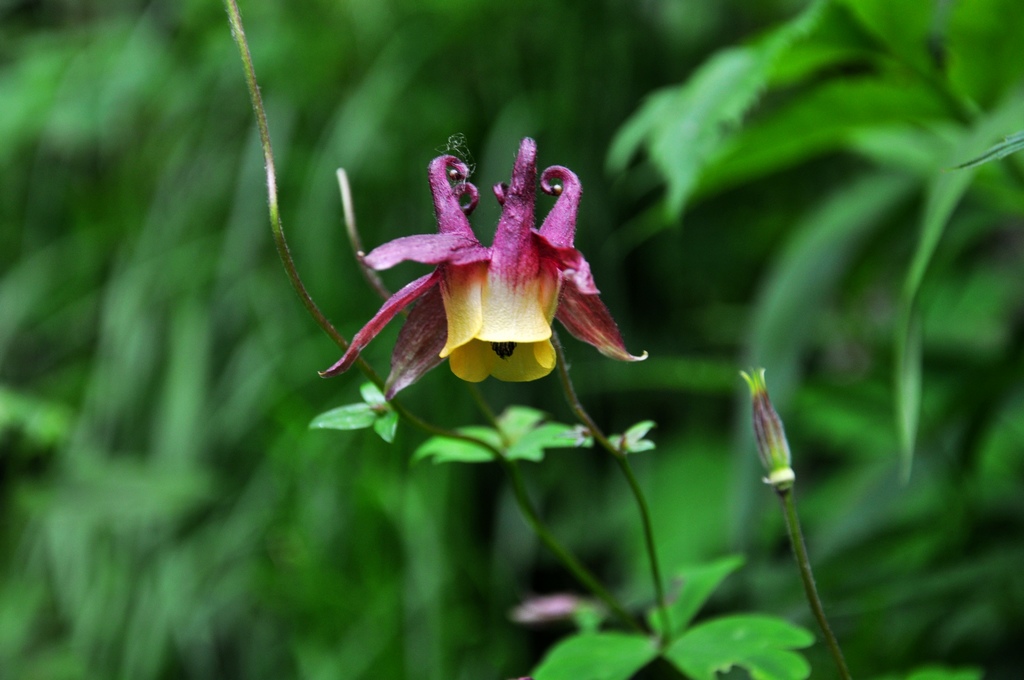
[322,138,645,398]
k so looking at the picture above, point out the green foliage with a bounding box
[414,406,584,464]
[534,557,811,680]
[4,0,1024,678]
[665,614,813,680]
[531,633,659,680]
[310,383,397,442]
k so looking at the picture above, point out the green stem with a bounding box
[552,334,670,645]
[777,487,852,680]
[503,459,645,633]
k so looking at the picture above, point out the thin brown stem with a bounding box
[336,168,392,301]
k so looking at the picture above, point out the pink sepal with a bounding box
[384,284,448,398]
[363,233,490,270]
[538,165,581,248]
[320,271,440,377]
[555,284,646,362]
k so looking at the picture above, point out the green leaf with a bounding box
[532,633,659,680]
[413,427,500,464]
[373,410,398,443]
[359,382,386,406]
[608,0,826,219]
[498,406,586,462]
[894,93,1024,476]
[665,614,813,680]
[952,130,1024,169]
[309,403,377,431]
[507,422,586,461]
[613,420,657,454]
[652,555,745,636]
[872,666,983,680]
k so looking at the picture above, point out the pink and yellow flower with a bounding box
[322,138,645,397]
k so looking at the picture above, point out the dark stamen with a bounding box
[491,341,517,359]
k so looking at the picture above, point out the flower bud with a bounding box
[740,368,794,490]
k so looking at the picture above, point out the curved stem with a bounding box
[224,0,348,353]
[337,168,392,301]
[777,487,853,680]
[552,334,670,645]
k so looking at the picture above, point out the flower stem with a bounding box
[776,487,852,680]
[502,459,645,633]
[552,334,670,645]
[223,0,349,354]
[223,0,640,637]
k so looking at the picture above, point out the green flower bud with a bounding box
[740,368,794,490]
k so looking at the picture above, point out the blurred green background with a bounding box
[2,0,1023,678]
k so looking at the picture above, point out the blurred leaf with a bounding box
[360,382,387,406]
[748,172,915,399]
[0,386,73,452]
[531,632,658,680]
[608,0,827,218]
[838,0,937,74]
[309,403,378,431]
[652,555,745,636]
[701,78,948,193]
[952,130,1024,169]
[413,407,582,464]
[665,614,813,680]
[894,93,1024,474]
[413,427,499,464]
[373,410,399,443]
[947,0,1024,106]
[872,666,984,680]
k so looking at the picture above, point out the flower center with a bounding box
[490,341,518,359]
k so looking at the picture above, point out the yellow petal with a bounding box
[477,270,560,343]
[488,339,556,382]
[448,339,495,382]
[447,339,557,383]
[439,264,486,358]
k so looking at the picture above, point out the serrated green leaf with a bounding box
[532,633,659,680]
[651,555,745,637]
[952,130,1024,169]
[309,403,377,431]
[608,0,826,219]
[665,614,813,680]
[360,382,386,406]
[412,427,500,465]
[373,410,398,443]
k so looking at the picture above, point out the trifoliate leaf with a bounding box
[665,614,813,680]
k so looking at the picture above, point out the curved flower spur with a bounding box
[321,138,646,398]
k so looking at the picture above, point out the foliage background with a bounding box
[2,0,1022,678]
